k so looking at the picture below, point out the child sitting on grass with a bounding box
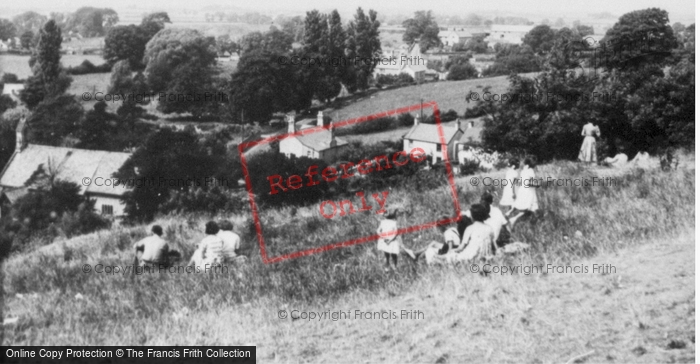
[377,208,414,271]
[453,204,496,263]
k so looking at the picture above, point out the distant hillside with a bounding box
[328,74,533,122]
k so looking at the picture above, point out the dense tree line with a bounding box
[471,8,693,161]
[228,7,381,123]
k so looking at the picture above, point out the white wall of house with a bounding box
[404,139,443,164]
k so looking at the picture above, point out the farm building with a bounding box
[0,118,132,218]
[279,112,350,163]
[488,25,536,45]
[438,28,480,47]
[402,117,469,164]
[373,43,427,83]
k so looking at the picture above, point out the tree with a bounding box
[142,12,170,27]
[103,25,148,68]
[114,128,220,221]
[215,34,238,54]
[352,8,381,91]
[600,8,677,71]
[143,28,217,111]
[483,44,540,76]
[19,30,34,50]
[465,34,488,53]
[447,63,478,80]
[402,11,441,52]
[20,20,72,110]
[278,15,305,43]
[25,94,83,145]
[12,11,47,35]
[573,24,595,37]
[228,51,302,123]
[0,19,17,40]
[301,10,341,103]
[76,101,113,150]
[522,25,557,55]
[64,7,119,37]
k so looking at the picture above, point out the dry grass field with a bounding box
[330,74,533,122]
[0,54,106,79]
[1,153,694,364]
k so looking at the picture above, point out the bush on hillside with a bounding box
[66,60,112,75]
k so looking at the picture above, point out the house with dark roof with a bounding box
[403,117,468,164]
[279,111,349,163]
[0,118,132,217]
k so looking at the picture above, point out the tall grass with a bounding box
[1,161,694,345]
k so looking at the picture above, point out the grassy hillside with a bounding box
[1,154,694,355]
[329,74,535,122]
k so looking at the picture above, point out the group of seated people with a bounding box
[411,192,514,266]
[133,220,243,270]
[601,150,652,169]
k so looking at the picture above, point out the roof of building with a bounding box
[403,123,465,144]
[293,128,349,151]
[0,144,132,196]
[458,120,483,144]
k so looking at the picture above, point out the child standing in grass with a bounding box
[377,208,414,271]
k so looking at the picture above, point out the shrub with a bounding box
[447,63,478,80]
[66,60,112,75]
[397,113,415,127]
[335,116,398,136]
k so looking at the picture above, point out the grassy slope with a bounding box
[1,154,694,357]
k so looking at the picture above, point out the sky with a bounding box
[2,0,696,24]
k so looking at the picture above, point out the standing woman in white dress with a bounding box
[578,122,601,163]
[499,158,520,210]
[509,158,539,226]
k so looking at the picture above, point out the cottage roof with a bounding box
[458,120,483,144]
[293,128,348,151]
[0,144,132,197]
[404,123,463,144]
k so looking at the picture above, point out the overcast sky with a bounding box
[2,0,695,24]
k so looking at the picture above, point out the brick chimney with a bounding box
[15,117,27,153]
[317,111,324,127]
[458,119,463,131]
[414,115,419,125]
[286,114,295,133]
[469,121,474,129]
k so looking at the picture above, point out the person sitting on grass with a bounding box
[189,221,225,270]
[376,208,415,272]
[601,152,628,168]
[481,192,511,249]
[134,225,169,270]
[453,204,496,263]
[413,215,462,265]
[217,220,243,263]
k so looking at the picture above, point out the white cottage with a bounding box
[403,117,467,164]
[279,111,350,163]
[0,119,132,217]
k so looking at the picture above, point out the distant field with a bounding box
[0,54,106,79]
[331,75,520,122]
